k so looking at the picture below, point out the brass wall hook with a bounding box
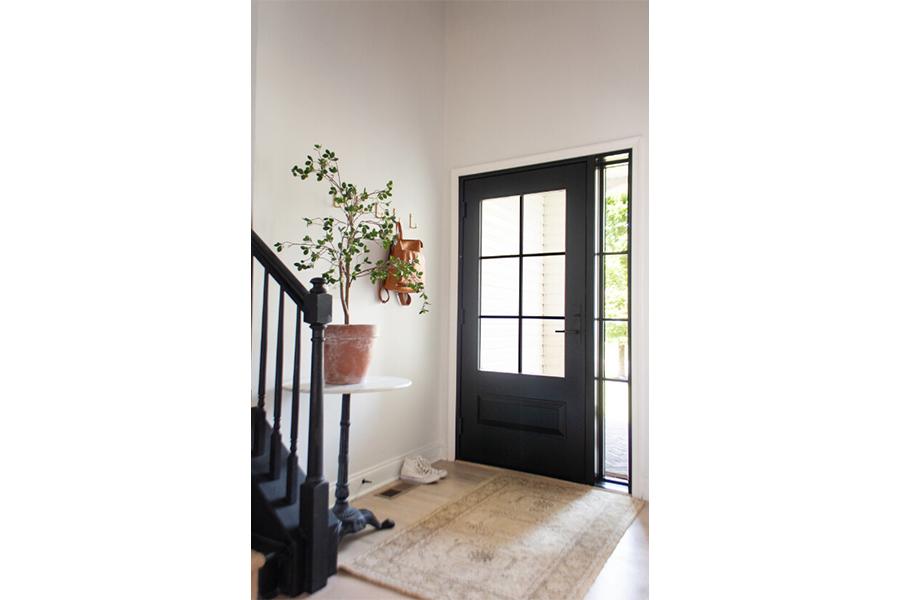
[408,212,418,229]
[374,204,395,219]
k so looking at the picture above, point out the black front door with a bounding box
[457,158,593,484]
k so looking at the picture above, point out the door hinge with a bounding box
[462,201,468,219]
[461,309,466,324]
[457,415,463,435]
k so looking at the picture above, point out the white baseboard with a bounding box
[631,474,649,501]
[328,442,446,504]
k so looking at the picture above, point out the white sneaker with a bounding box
[421,456,448,479]
[400,456,447,484]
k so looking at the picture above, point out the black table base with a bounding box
[332,504,393,536]
[332,393,395,537]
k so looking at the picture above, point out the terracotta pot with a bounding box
[324,324,377,385]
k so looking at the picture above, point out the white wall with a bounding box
[253,0,649,499]
[442,1,650,498]
[252,0,447,498]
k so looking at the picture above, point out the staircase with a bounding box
[251,231,340,597]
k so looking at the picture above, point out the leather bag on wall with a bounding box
[378,221,425,306]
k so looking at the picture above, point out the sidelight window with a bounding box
[596,151,632,485]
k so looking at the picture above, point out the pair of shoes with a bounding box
[400,455,448,484]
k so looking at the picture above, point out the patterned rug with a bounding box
[342,472,645,600]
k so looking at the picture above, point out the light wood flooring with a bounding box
[284,460,649,599]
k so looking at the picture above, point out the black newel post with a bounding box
[299,277,332,593]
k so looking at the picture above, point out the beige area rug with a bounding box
[341,472,645,600]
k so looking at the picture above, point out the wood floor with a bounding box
[287,460,649,599]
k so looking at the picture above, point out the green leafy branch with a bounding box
[275,145,429,323]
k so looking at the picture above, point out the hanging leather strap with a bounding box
[397,292,412,306]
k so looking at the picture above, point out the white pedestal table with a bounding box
[295,376,412,537]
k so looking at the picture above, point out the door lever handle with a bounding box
[554,329,580,334]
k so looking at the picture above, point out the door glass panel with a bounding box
[602,380,629,480]
[479,318,518,373]
[478,187,568,376]
[480,257,519,316]
[521,255,565,317]
[522,190,566,254]
[603,254,629,319]
[480,196,520,257]
[521,319,564,377]
[603,322,629,379]
[603,165,629,253]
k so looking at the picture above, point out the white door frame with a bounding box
[445,136,648,499]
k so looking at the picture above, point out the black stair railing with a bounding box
[251,230,334,595]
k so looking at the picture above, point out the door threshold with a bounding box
[596,479,629,494]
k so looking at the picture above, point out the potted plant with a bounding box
[275,145,428,384]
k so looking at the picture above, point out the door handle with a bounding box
[556,308,582,334]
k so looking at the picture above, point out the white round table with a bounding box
[290,375,411,395]
[289,375,412,537]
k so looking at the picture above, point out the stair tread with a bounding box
[252,417,309,505]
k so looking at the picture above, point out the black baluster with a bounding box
[252,270,269,457]
[269,287,285,479]
[285,304,302,504]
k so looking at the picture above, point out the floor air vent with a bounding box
[376,482,414,499]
